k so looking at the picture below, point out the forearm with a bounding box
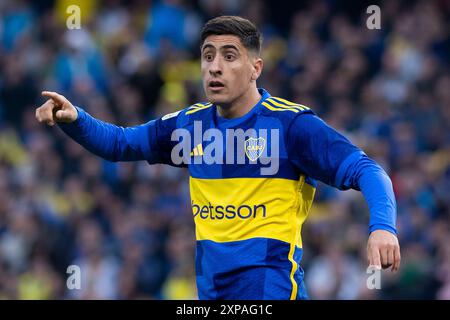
[358,161,397,234]
[336,152,397,234]
[58,107,150,162]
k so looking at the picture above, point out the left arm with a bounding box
[288,113,401,272]
[335,151,400,272]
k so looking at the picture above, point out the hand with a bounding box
[36,91,78,126]
[367,229,401,272]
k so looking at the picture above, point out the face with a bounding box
[201,34,262,106]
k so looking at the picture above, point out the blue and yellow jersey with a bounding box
[143,89,361,299]
[61,88,397,300]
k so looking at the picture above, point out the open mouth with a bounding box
[208,81,225,91]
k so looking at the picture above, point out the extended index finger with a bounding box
[42,91,65,105]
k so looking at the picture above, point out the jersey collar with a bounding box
[214,88,271,129]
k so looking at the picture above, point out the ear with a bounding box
[251,57,263,82]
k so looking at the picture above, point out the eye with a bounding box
[204,53,213,62]
[225,54,235,61]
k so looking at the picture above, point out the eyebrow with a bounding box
[221,45,239,51]
[201,44,240,52]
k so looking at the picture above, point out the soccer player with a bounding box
[36,16,400,300]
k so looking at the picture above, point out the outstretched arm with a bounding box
[288,112,401,272]
[36,91,158,163]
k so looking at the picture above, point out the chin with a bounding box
[206,92,230,105]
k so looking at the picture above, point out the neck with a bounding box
[216,87,261,119]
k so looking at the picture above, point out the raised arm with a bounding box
[36,91,160,163]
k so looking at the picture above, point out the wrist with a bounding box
[369,224,397,236]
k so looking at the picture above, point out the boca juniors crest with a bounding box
[245,137,266,161]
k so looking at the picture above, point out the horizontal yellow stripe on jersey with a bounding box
[266,98,306,111]
[189,102,210,109]
[261,101,300,113]
[189,176,316,247]
[270,97,310,110]
[186,103,212,114]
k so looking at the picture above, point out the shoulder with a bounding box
[159,102,212,120]
[184,102,213,117]
[159,101,213,126]
[259,96,315,126]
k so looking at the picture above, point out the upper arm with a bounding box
[115,105,186,164]
[118,120,157,162]
[58,107,182,164]
[147,111,185,165]
[287,113,363,188]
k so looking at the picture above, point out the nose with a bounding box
[209,56,222,77]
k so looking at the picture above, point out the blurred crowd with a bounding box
[0,0,449,299]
